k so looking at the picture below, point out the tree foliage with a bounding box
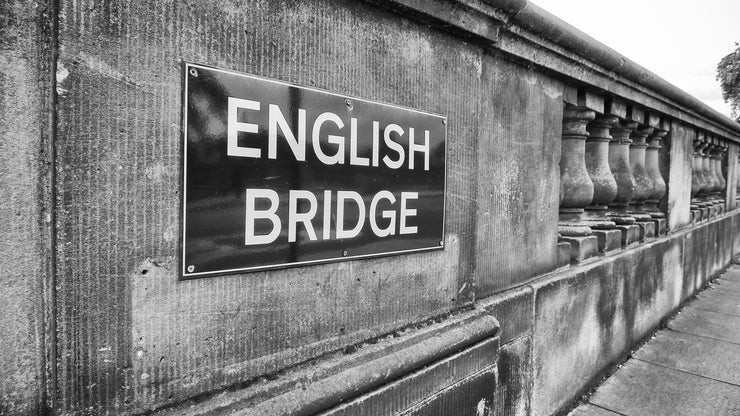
[717,43,740,122]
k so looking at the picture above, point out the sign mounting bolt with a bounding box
[442,119,447,125]
[345,99,352,107]
[342,250,348,257]
[189,68,198,77]
[439,241,444,246]
[187,265,195,273]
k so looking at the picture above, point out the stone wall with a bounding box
[2,0,740,415]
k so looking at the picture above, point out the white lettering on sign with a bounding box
[268,104,306,161]
[336,191,365,239]
[244,188,419,244]
[288,190,317,242]
[369,191,396,237]
[244,189,281,245]
[227,97,432,170]
[227,97,261,158]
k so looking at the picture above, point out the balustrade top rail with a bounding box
[375,0,740,141]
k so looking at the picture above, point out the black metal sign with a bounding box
[181,63,447,278]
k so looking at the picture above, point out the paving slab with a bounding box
[691,289,740,317]
[669,307,740,345]
[568,403,623,416]
[633,330,740,385]
[710,279,740,295]
[589,359,740,416]
[720,267,740,282]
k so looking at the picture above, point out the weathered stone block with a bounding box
[592,229,622,253]
[716,216,734,273]
[680,216,733,300]
[530,265,626,416]
[652,218,667,235]
[323,338,500,416]
[492,337,532,416]
[638,221,656,239]
[683,228,707,300]
[159,311,501,416]
[734,214,740,255]
[665,122,694,232]
[615,224,640,247]
[700,207,710,220]
[475,57,563,295]
[557,242,572,268]
[704,220,721,282]
[560,236,599,264]
[635,222,646,240]
[479,286,533,344]
[531,238,683,416]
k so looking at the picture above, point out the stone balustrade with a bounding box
[689,133,730,221]
[556,89,734,264]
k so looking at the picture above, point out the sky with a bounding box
[530,0,740,119]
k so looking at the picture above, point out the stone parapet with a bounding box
[3,0,740,415]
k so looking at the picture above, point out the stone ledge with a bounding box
[152,309,500,416]
[478,285,534,345]
[323,338,499,415]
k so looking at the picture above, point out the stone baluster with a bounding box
[701,139,715,199]
[713,140,727,214]
[689,137,702,221]
[628,125,656,239]
[558,106,599,262]
[628,126,654,212]
[736,157,740,207]
[713,141,725,215]
[584,115,621,252]
[717,142,727,192]
[690,137,703,201]
[702,138,719,218]
[705,138,720,209]
[585,115,619,218]
[692,135,711,220]
[697,138,710,200]
[607,120,641,246]
[644,128,668,234]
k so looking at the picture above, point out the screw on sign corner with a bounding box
[187,265,195,273]
[342,250,348,257]
[189,68,198,77]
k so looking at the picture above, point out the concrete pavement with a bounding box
[569,265,740,416]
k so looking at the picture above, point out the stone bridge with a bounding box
[2,0,740,415]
